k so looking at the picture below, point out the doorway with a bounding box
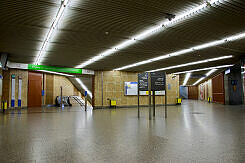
[28,71,42,107]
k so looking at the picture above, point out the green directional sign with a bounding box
[28,64,82,74]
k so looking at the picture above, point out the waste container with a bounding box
[176,98,182,105]
[208,97,212,103]
[1,101,8,113]
[107,98,116,108]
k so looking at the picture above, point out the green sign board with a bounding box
[28,64,82,74]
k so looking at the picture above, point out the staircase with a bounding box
[67,77,92,105]
[69,96,85,109]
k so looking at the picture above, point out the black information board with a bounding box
[151,72,165,91]
[138,72,148,91]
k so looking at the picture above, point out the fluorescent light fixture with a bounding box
[76,48,118,68]
[76,0,222,68]
[206,69,217,76]
[193,77,205,86]
[134,25,163,40]
[174,65,233,74]
[34,0,70,65]
[46,27,55,42]
[148,55,232,72]
[75,78,93,98]
[115,49,196,70]
[37,70,74,77]
[192,40,224,51]
[209,0,220,3]
[114,29,245,71]
[183,73,191,86]
[225,68,230,75]
[193,69,217,85]
[225,32,245,42]
[53,5,66,28]
[113,39,136,50]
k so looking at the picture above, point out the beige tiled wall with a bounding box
[0,69,3,106]
[45,74,54,105]
[7,69,28,107]
[2,70,10,107]
[2,69,83,107]
[94,71,179,107]
[53,75,75,100]
[46,74,83,105]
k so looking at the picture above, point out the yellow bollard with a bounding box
[179,98,182,104]
[4,101,8,110]
[176,98,182,105]
[1,101,8,113]
[208,97,211,103]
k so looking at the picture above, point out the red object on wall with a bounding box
[199,84,205,100]
[188,86,198,100]
[212,73,225,104]
[28,71,42,107]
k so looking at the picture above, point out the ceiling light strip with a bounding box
[173,65,233,75]
[75,78,93,98]
[76,0,222,68]
[192,77,205,86]
[183,73,191,86]
[206,69,217,76]
[34,0,70,65]
[193,69,217,85]
[148,55,232,72]
[115,30,245,71]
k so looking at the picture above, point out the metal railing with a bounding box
[69,96,85,109]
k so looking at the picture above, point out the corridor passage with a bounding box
[1,100,245,162]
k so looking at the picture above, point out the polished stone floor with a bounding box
[0,100,245,163]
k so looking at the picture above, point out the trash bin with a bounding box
[1,101,8,113]
[107,98,116,108]
[176,98,182,105]
[208,97,212,103]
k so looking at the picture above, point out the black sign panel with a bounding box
[151,72,165,91]
[138,72,148,91]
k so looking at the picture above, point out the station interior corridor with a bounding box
[1,0,245,162]
[1,100,245,163]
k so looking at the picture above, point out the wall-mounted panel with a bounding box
[212,73,225,104]
[28,71,42,107]
[188,86,198,100]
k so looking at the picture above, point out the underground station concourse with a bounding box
[1,0,245,162]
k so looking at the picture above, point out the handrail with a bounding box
[69,96,85,109]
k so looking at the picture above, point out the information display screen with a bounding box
[138,72,148,91]
[151,72,165,91]
[124,82,138,95]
